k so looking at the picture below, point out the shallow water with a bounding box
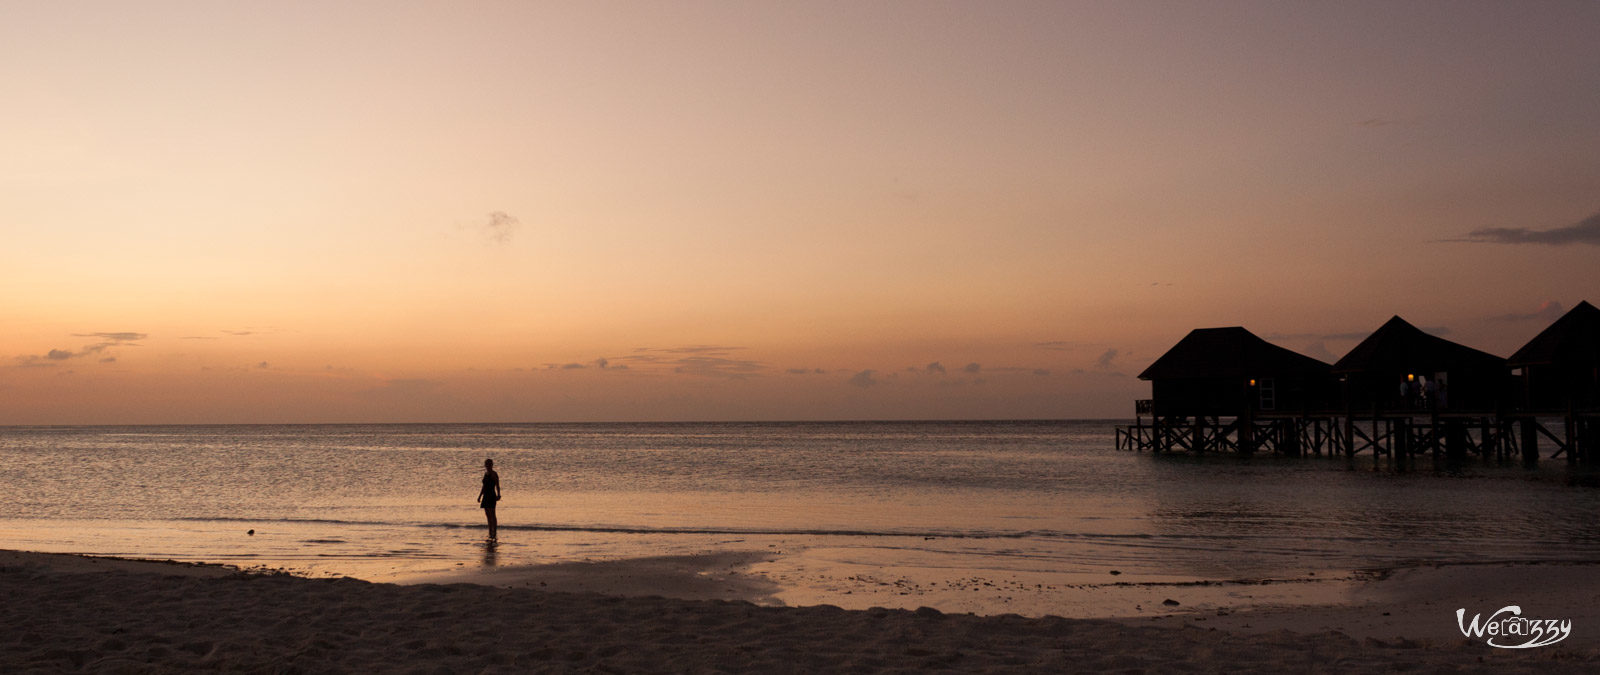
[4,421,1600,612]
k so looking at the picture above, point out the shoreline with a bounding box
[6,549,1598,672]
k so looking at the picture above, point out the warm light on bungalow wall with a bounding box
[1407,373,1416,382]
[1248,379,1257,386]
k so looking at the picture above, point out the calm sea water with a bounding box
[5,421,1600,592]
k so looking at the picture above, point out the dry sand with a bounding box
[3,549,1597,673]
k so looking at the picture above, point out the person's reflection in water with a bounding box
[482,539,498,568]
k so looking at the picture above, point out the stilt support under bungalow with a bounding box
[1118,407,1595,468]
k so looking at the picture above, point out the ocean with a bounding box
[5,421,1600,614]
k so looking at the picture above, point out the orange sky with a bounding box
[4,2,1599,423]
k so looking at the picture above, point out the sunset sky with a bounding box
[4,1,1598,423]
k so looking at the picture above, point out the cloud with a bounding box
[72,332,147,343]
[1454,210,1600,246]
[786,367,826,375]
[1303,341,1337,362]
[1489,301,1565,323]
[257,361,271,369]
[1265,330,1371,342]
[1034,341,1082,352]
[100,357,117,363]
[613,346,761,377]
[674,357,764,378]
[655,345,744,355]
[482,211,520,245]
[1095,349,1119,370]
[14,331,147,365]
[595,358,609,369]
[926,361,947,374]
[848,369,878,388]
[1033,368,1051,376]
[962,362,981,374]
[561,362,586,370]
[182,329,272,339]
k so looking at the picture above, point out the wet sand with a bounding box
[5,549,1597,672]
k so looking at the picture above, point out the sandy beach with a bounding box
[5,549,1598,673]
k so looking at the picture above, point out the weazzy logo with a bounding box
[1456,606,1571,649]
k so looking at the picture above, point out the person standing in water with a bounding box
[478,458,501,539]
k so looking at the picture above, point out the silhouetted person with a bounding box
[478,458,501,539]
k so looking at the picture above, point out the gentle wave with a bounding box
[149,516,1590,554]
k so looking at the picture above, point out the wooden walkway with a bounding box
[1116,403,1600,467]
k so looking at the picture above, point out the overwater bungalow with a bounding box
[1124,327,1332,454]
[1138,327,1333,418]
[1119,309,1593,465]
[1508,300,1600,412]
[1331,316,1506,413]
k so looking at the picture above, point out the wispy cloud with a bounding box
[926,361,947,374]
[72,332,147,342]
[674,356,764,378]
[654,345,744,355]
[1303,341,1337,362]
[1489,300,1565,323]
[786,367,826,375]
[14,331,146,366]
[482,211,520,245]
[1095,349,1119,370]
[1265,330,1371,342]
[1452,210,1600,246]
[613,346,762,378]
[181,328,272,340]
[1034,341,1083,352]
[848,369,878,388]
[962,362,981,374]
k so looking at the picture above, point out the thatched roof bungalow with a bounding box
[1508,300,1600,411]
[1139,327,1333,418]
[1332,316,1506,412]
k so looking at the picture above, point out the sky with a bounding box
[3,1,1598,424]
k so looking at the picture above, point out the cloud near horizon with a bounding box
[847,370,877,388]
[72,332,148,342]
[672,356,764,378]
[14,331,147,366]
[1488,300,1564,323]
[1455,210,1600,246]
